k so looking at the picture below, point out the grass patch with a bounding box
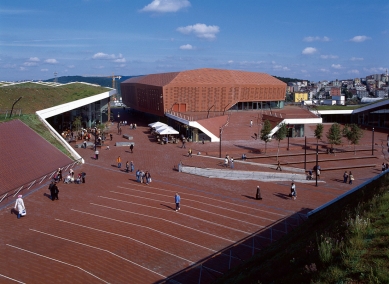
[0,83,109,114]
[315,105,361,110]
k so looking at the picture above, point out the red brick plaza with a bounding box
[0,108,387,284]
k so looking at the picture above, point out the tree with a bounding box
[72,116,82,132]
[326,123,342,154]
[314,123,324,142]
[274,123,287,161]
[260,120,272,154]
[342,124,363,155]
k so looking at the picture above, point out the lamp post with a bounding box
[372,127,375,156]
[315,142,319,187]
[219,127,222,158]
[10,96,22,118]
[304,136,307,171]
[94,127,97,151]
[287,123,290,151]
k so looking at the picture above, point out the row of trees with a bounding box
[260,120,364,159]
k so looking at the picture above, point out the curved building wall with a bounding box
[121,69,286,114]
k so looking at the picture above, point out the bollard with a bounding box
[256,186,262,200]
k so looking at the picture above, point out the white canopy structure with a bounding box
[148,121,167,128]
[156,127,179,135]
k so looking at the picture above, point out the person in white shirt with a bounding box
[14,195,25,219]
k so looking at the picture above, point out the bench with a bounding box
[122,134,133,140]
[115,142,135,147]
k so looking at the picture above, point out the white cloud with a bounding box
[28,57,40,62]
[273,65,290,71]
[114,58,126,63]
[177,23,220,40]
[228,60,234,64]
[41,68,48,72]
[319,68,329,72]
[302,47,317,55]
[349,35,371,42]
[348,69,359,74]
[68,65,75,68]
[350,57,364,61]
[44,59,58,64]
[301,70,308,73]
[19,67,27,71]
[303,36,330,42]
[179,44,194,50]
[92,52,116,60]
[331,64,342,69]
[23,62,37,66]
[320,55,338,59]
[141,0,190,13]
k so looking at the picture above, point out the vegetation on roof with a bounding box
[0,82,109,114]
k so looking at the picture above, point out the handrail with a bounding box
[0,158,82,205]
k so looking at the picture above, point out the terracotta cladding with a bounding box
[121,68,286,113]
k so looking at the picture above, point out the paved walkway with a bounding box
[0,109,387,284]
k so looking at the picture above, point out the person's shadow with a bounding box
[242,195,256,200]
[274,193,291,200]
[43,193,52,200]
[11,208,18,216]
[160,204,175,211]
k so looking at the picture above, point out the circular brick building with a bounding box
[121,68,287,117]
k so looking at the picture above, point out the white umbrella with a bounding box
[157,127,179,135]
[148,121,167,128]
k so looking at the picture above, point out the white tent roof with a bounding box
[156,127,179,135]
[148,121,167,128]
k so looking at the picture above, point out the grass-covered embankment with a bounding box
[216,174,389,283]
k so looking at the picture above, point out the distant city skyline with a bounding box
[1,0,388,82]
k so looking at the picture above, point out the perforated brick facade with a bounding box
[121,68,286,115]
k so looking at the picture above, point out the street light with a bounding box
[219,127,222,158]
[287,123,290,151]
[10,97,22,118]
[372,127,375,155]
[315,142,319,187]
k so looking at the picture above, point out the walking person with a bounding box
[145,171,151,185]
[51,181,59,201]
[250,119,253,127]
[349,171,354,185]
[95,149,99,160]
[290,182,297,200]
[83,140,87,149]
[110,133,113,141]
[224,157,229,167]
[130,144,134,153]
[130,161,134,172]
[343,171,349,183]
[126,161,129,173]
[14,195,26,219]
[181,138,186,149]
[188,148,192,157]
[136,169,140,182]
[382,162,386,172]
[117,156,122,168]
[175,193,181,211]
[57,168,63,182]
[276,161,282,171]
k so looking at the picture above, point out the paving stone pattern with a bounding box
[0,108,388,284]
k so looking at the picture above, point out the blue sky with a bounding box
[1,0,388,82]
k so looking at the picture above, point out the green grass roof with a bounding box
[0,82,110,114]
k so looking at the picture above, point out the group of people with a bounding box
[223,154,234,169]
[343,171,355,184]
[136,170,152,184]
[381,162,389,172]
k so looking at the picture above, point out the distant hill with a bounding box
[44,75,140,95]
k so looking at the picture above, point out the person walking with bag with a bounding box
[290,182,297,200]
[14,195,26,219]
[349,171,354,185]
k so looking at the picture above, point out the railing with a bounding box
[165,110,226,121]
[0,158,82,206]
[0,108,22,119]
[261,110,285,118]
